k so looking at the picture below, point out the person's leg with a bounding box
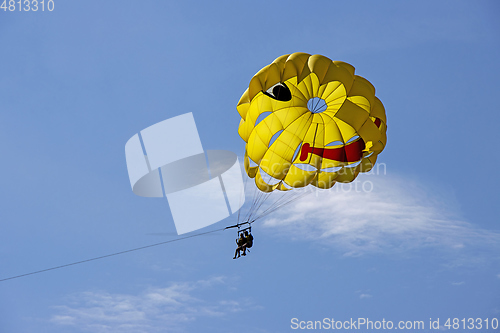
[233,246,241,259]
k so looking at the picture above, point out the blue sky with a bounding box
[1,1,499,332]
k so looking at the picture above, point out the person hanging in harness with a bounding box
[241,230,253,256]
[233,232,247,259]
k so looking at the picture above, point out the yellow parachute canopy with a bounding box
[237,53,387,193]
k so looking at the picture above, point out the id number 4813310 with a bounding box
[1,0,54,11]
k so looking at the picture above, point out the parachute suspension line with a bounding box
[0,227,226,283]
[243,178,267,223]
[241,190,260,224]
[254,190,300,219]
[248,179,273,215]
[246,188,271,224]
[253,188,313,222]
[256,189,299,217]
[252,188,293,219]
[237,166,250,224]
[244,176,274,223]
[242,167,261,222]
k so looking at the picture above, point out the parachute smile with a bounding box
[299,138,366,163]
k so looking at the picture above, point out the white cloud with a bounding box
[355,290,373,300]
[261,174,500,257]
[50,276,251,333]
[451,281,465,286]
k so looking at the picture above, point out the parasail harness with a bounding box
[226,221,254,256]
[225,221,253,237]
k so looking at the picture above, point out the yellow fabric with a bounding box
[238,53,387,191]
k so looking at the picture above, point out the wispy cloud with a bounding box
[50,276,252,333]
[355,290,373,299]
[451,281,465,286]
[262,174,500,258]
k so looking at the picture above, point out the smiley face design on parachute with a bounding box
[237,53,387,192]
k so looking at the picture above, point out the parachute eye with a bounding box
[263,82,292,101]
